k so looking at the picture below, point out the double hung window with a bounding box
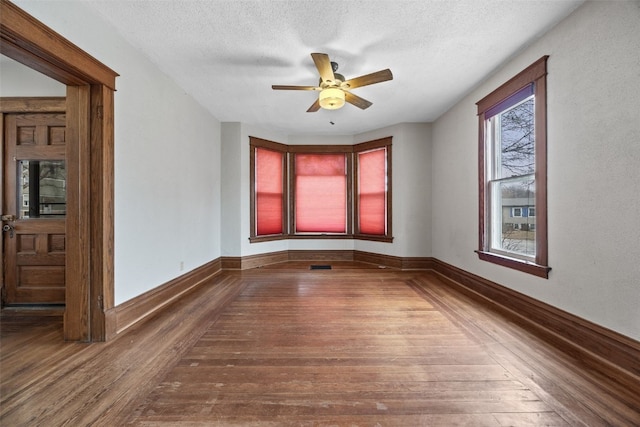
[250,138,287,241]
[293,153,348,234]
[354,139,392,241]
[476,56,550,278]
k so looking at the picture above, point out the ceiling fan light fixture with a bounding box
[319,88,345,110]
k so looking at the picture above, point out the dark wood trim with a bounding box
[0,0,118,90]
[353,136,393,151]
[0,97,65,112]
[89,85,115,340]
[249,137,287,240]
[1,1,118,341]
[248,234,286,243]
[288,144,353,153]
[477,111,487,254]
[386,142,393,240]
[346,152,353,235]
[288,250,354,262]
[286,234,353,240]
[249,141,257,238]
[431,257,640,389]
[476,56,548,114]
[353,251,434,270]
[534,72,549,267]
[476,250,551,279]
[353,137,392,240]
[64,85,91,341]
[248,136,288,152]
[221,256,242,270]
[0,112,3,303]
[353,234,394,243]
[219,250,433,271]
[239,251,289,269]
[113,259,222,335]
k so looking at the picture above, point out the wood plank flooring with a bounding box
[1,262,639,426]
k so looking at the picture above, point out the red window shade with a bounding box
[295,154,346,233]
[358,148,386,235]
[256,147,283,235]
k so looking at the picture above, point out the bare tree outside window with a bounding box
[491,96,536,257]
[500,98,535,177]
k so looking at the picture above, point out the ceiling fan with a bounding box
[272,53,393,112]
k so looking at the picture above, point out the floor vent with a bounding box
[310,265,332,270]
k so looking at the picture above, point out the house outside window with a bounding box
[476,56,550,278]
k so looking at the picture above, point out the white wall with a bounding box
[14,1,223,305]
[432,0,640,340]
[221,122,291,258]
[0,56,66,96]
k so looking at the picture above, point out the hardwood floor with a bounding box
[1,262,638,426]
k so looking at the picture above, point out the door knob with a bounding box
[2,223,14,238]
[1,214,16,222]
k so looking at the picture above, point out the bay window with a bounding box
[249,136,392,242]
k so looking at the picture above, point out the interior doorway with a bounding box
[1,1,118,341]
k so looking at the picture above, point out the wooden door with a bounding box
[2,113,66,305]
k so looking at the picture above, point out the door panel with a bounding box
[3,113,66,305]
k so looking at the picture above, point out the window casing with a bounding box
[354,138,392,242]
[476,56,550,278]
[293,152,349,234]
[249,136,392,242]
[250,138,287,242]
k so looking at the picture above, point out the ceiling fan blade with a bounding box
[272,85,318,91]
[345,91,373,110]
[311,53,335,83]
[343,69,393,89]
[306,99,321,112]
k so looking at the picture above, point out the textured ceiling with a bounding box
[82,0,583,136]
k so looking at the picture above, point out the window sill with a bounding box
[475,250,551,279]
[249,235,286,243]
[288,234,352,240]
[250,234,394,243]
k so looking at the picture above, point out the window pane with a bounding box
[498,97,535,178]
[358,148,386,235]
[255,148,283,235]
[18,160,66,219]
[295,154,346,233]
[490,178,536,257]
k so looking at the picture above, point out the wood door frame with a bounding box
[1,0,118,341]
